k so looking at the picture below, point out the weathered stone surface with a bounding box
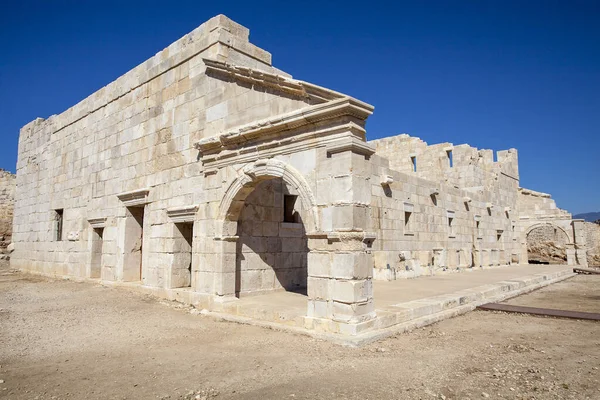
[10,15,594,336]
[0,170,15,252]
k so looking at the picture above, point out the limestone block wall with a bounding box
[584,222,600,266]
[11,15,316,281]
[369,148,521,280]
[369,135,519,199]
[515,188,584,265]
[0,170,16,250]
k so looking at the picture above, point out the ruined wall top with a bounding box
[20,15,278,140]
[369,133,519,193]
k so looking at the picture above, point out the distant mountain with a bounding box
[573,212,600,222]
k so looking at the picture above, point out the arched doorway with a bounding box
[235,177,309,297]
[215,159,319,299]
[526,223,569,264]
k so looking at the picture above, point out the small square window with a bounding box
[283,195,298,223]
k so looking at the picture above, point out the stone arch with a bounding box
[213,158,319,299]
[525,222,571,264]
[217,158,319,237]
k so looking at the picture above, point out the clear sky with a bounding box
[1,1,598,214]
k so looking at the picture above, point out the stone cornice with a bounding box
[117,188,150,207]
[166,205,199,223]
[203,58,346,103]
[87,217,107,228]
[200,123,367,171]
[194,97,374,155]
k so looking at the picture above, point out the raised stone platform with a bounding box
[19,264,574,346]
[199,264,575,345]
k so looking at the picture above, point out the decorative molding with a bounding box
[198,123,366,169]
[217,159,319,235]
[403,202,414,213]
[117,188,150,207]
[463,196,472,203]
[166,205,199,223]
[88,217,107,228]
[203,58,346,103]
[519,187,551,198]
[194,97,374,156]
[380,175,394,185]
[326,136,375,159]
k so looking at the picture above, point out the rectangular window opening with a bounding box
[411,156,417,172]
[55,209,64,241]
[448,215,455,237]
[497,230,503,241]
[447,150,453,168]
[284,195,298,223]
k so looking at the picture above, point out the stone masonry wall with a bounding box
[584,221,600,266]
[0,170,16,252]
[369,134,519,195]
[11,16,314,280]
[368,148,521,280]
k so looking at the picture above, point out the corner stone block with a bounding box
[331,205,370,231]
[307,251,331,277]
[331,252,372,279]
[307,299,330,319]
[332,279,372,304]
[332,300,375,323]
[307,276,331,300]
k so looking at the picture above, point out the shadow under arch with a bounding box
[217,159,319,237]
[214,159,320,299]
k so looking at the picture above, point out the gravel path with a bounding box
[1,261,598,399]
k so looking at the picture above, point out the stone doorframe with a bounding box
[212,159,318,301]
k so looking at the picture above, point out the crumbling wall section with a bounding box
[369,150,521,280]
[584,221,600,266]
[0,170,16,252]
[369,134,519,202]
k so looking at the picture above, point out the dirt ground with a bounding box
[1,260,599,400]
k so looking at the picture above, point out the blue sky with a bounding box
[0,1,598,214]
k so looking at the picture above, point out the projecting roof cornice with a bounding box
[203,58,349,103]
[194,96,374,155]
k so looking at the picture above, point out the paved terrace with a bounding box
[211,264,574,345]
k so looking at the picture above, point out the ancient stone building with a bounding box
[12,15,590,336]
[0,170,16,253]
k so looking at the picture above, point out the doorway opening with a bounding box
[123,206,145,281]
[90,227,104,278]
[234,178,308,298]
[173,222,194,288]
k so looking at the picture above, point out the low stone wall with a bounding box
[0,170,16,252]
[584,221,600,266]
